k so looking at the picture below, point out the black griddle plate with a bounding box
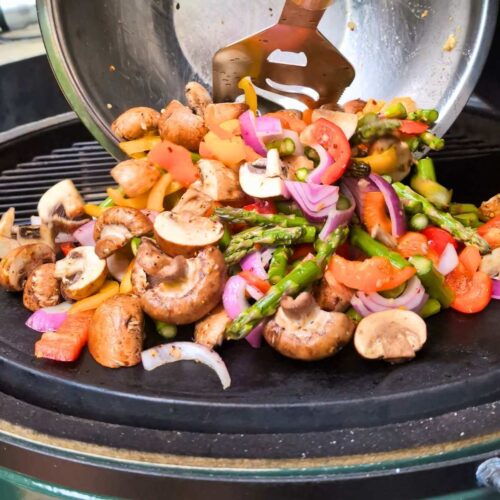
[0,113,499,435]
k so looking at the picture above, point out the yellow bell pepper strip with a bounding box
[84,204,107,218]
[354,145,399,175]
[129,152,147,159]
[107,187,149,209]
[68,280,120,314]
[119,135,162,157]
[147,173,172,211]
[238,76,257,113]
[119,259,135,294]
[165,180,183,196]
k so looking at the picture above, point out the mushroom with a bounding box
[480,247,500,278]
[354,309,427,363]
[133,240,226,324]
[0,243,55,292]
[106,246,134,282]
[343,99,367,114]
[88,294,144,368]
[239,148,287,199]
[158,101,207,151]
[111,107,160,141]
[0,208,20,258]
[263,292,355,361]
[184,81,213,117]
[13,224,54,248]
[315,269,355,312]
[479,194,500,220]
[171,181,215,217]
[110,158,161,198]
[55,246,107,301]
[153,210,224,256]
[93,206,153,259]
[194,304,230,349]
[23,263,61,311]
[198,159,245,205]
[367,137,412,181]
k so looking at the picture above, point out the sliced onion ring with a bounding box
[437,243,459,276]
[240,251,268,280]
[141,342,231,389]
[306,144,332,185]
[492,279,500,300]
[73,220,96,246]
[318,184,356,240]
[25,302,72,333]
[239,110,267,156]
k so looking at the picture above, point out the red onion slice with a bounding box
[246,284,264,301]
[240,251,268,280]
[306,144,333,185]
[437,243,459,276]
[239,110,267,156]
[284,181,339,222]
[73,220,96,246]
[342,177,378,217]
[256,116,283,141]
[318,184,356,240]
[282,129,304,156]
[25,302,72,333]
[369,174,406,237]
[492,279,500,300]
[141,342,231,389]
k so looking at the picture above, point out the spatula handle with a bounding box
[279,0,332,28]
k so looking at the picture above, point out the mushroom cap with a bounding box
[0,243,55,292]
[94,206,153,259]
[194,304,230,349]
[55,246,107,301]
[23,263,61,311]
[111,107,160,141]
[110,158,161,198]
[198,159,245,205]
[88,294,144,368]
[153,211,224,257]
[263,293,355,361]
[140,245,226,324]
[158,105,207,152]
[171,182,215,217]
[315,269,354,313]
[354,309,427,363]
[185,81,213,117]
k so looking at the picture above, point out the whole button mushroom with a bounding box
[88,294,144,368]
[263,292,355,361]
[110,158,161,198]
[111,107,160,141]
[0,243,55,292]
[354,309,427,363]
[55,246,107,301]
[23,263,61,311]
[93,206,153,259]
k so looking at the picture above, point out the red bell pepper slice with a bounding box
[398,120,429,135]
[239,271,271,293]
[422,227,458,256]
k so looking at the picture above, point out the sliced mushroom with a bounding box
[93,207,152,259]
[110,158,161,198]
[185,81,213,117]
[106,246,134,281]
[480,247,500,278]
[194,304,230,349]
[37,179,85,225]
[343,99,367,114]
[153,210,224,256]
[310,109,358,140]
[479,194,500,220]
[111,107,160,141]
[88,294,144,368]
[158,104,207,151]
[0,243,55,292]
[13,224,54,248]
[172,181,215,217]
[368,137,412,181]
[315,269,354,312]
[263,292,355,361]
[23,263,61,311]
[0,207,20,258]
[55,246,107,301]
[198,159,245,204]
[204,103,248,126]
[137,244,226,324]
[239,149,287,199]
[354,309,427,363]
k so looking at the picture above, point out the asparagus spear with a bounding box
[350,225,410,269]
[393,183,490,254]
[356,117,401,142]
[215,207,308,228]
[410,157,452,209]
[409,213,429,231]
[407,109,439,125]
[419,298,442,318]
[268,246,291,284]
[381,102,407,119]
[224,226,316,265]
[225,227,348,340]
[419,131,445,151]
[267,137,296,157]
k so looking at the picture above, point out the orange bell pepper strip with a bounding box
[362,191,392,235]
[68,281,120,314]
[106,187,149,209]
[147,173,172,211]
[84,204,107,218]
[119,259,135,294]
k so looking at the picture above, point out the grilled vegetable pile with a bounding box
[1,81,498,389]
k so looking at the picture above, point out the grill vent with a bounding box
[0,141,114,223]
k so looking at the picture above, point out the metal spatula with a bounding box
[212,0,355,110]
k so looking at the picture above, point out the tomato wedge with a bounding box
[445,247,492,314]
[239,271,271,293]
[397,232,429,258]
[265,110,307,134]
[35,310,95,362]
[477,215,500,248]
[148,140,199,186]
[243,200,277,214]
[398,120,429,135]
[329,255,416,293]
[422,227,458,255]
[307,118,351,185]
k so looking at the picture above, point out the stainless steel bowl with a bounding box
[38,0,497,158]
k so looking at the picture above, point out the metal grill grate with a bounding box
[0,141,115,223]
